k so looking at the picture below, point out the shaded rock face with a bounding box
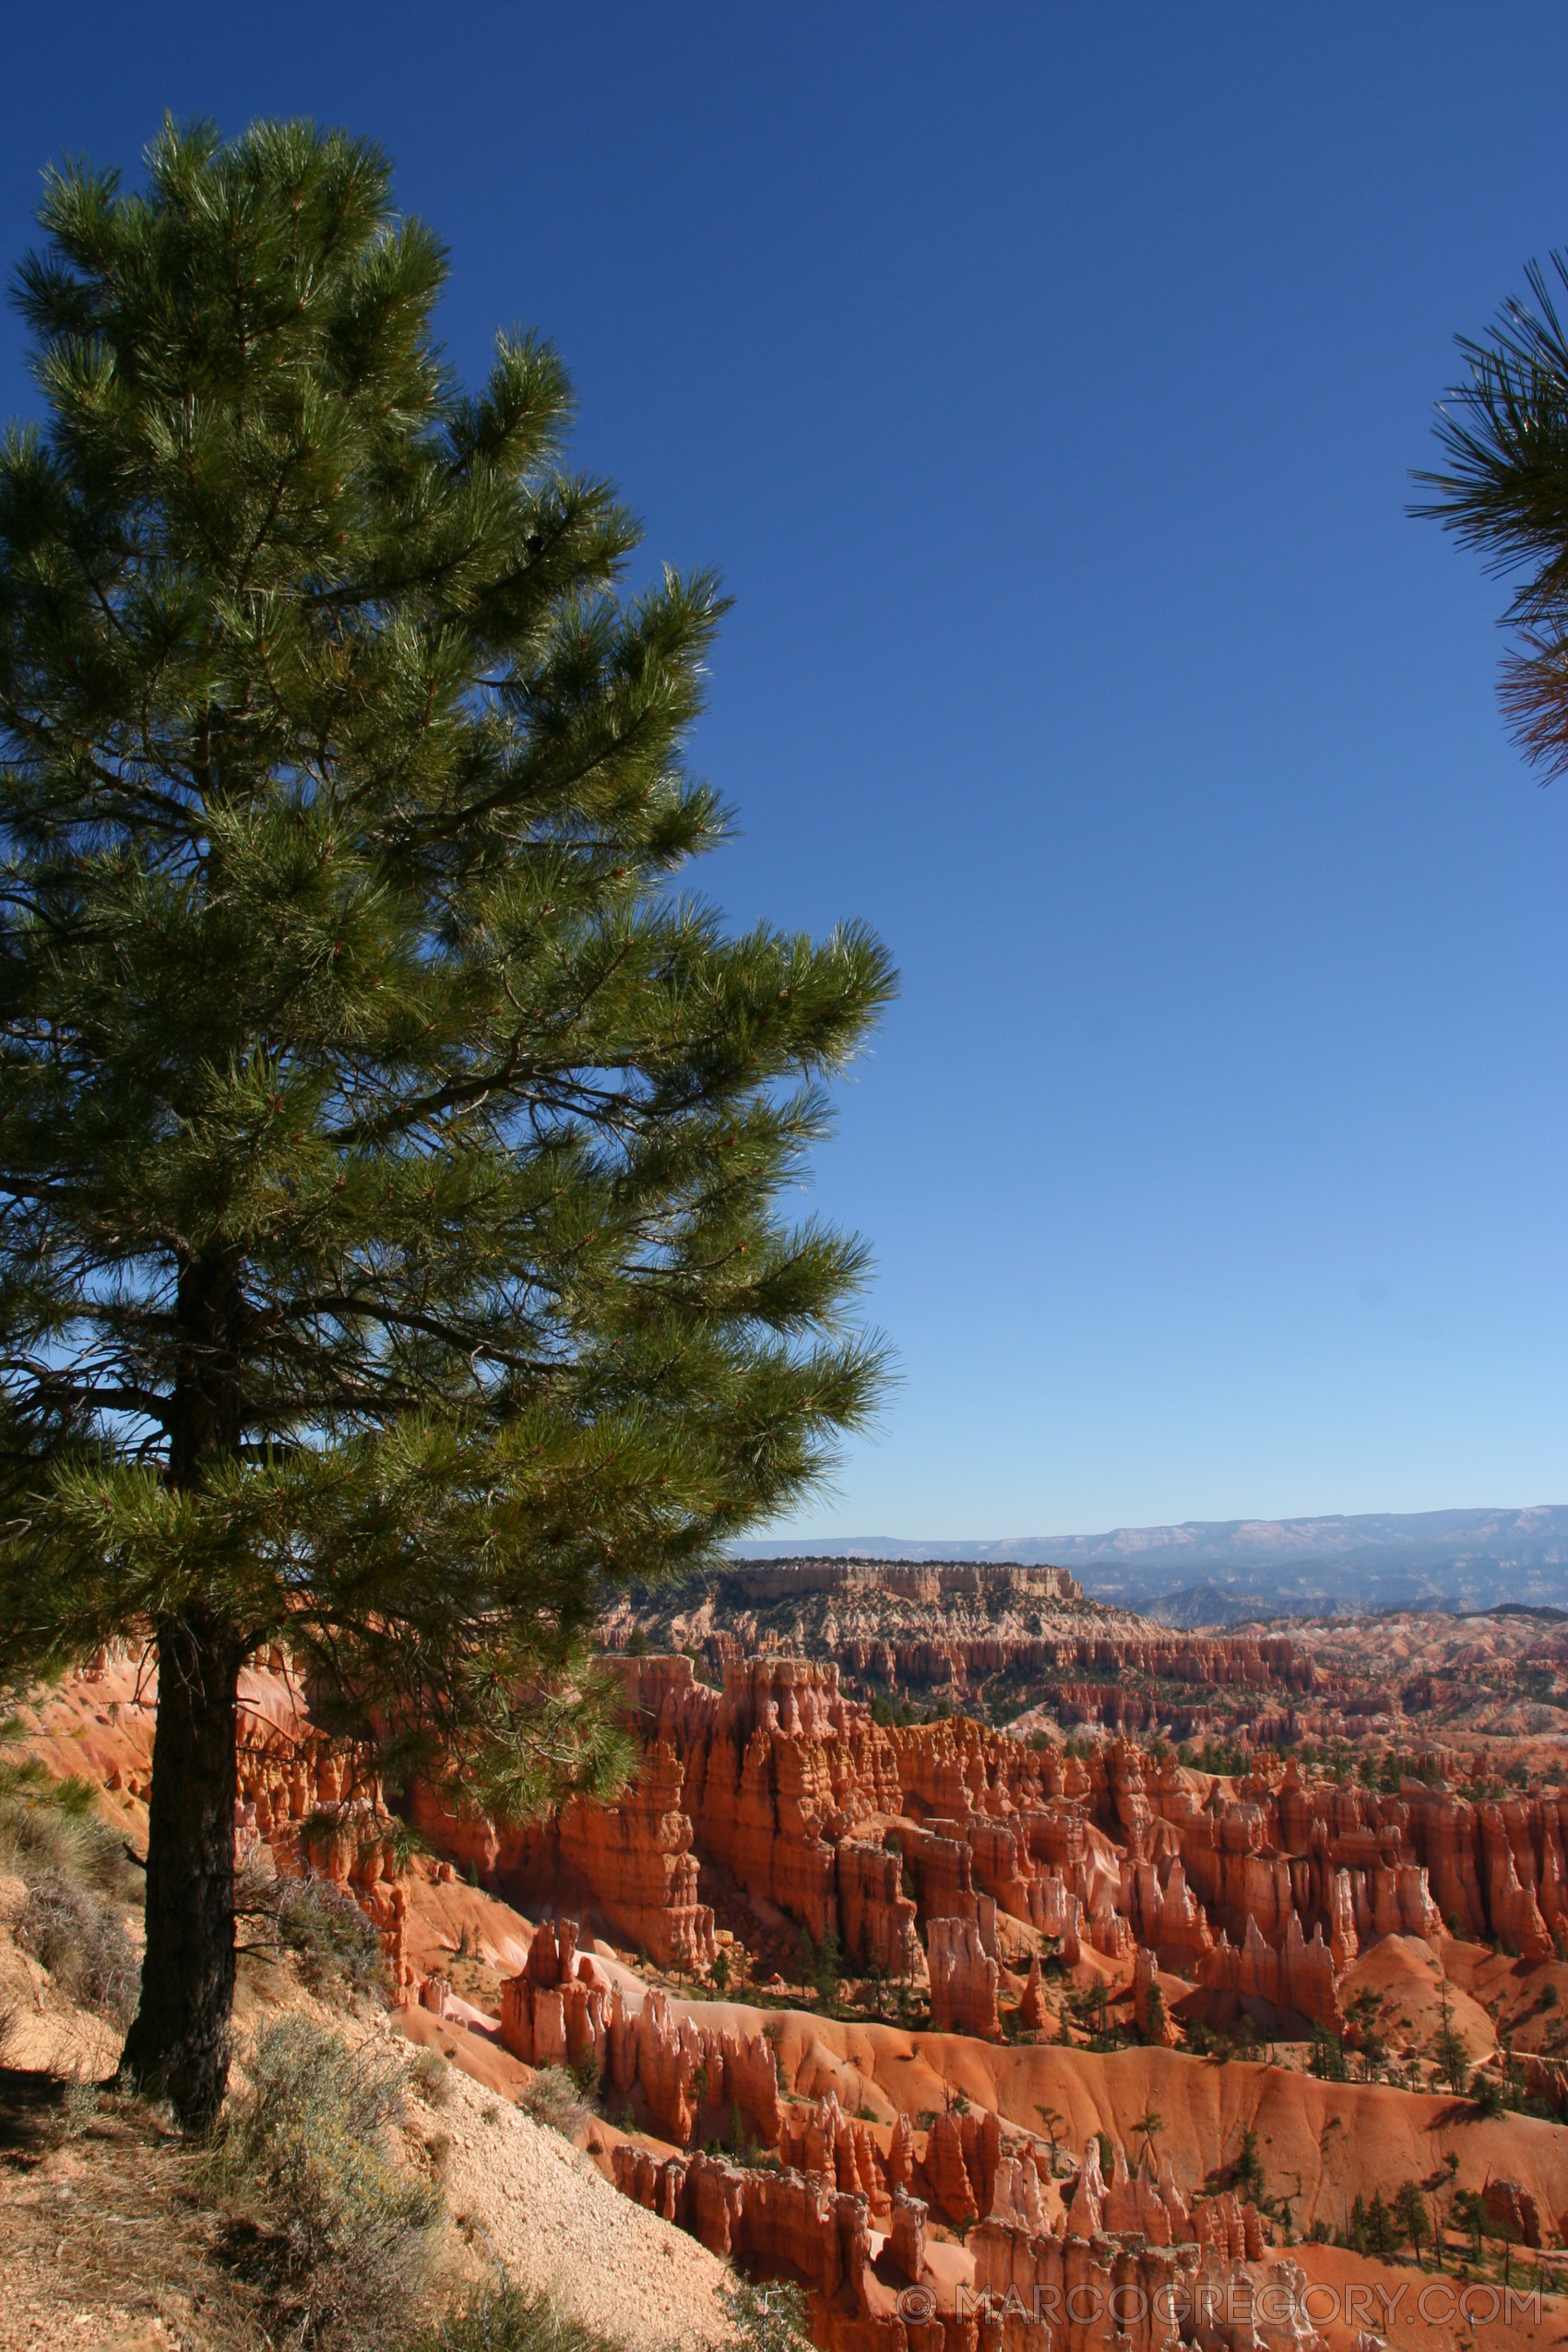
[612,2143,880,2322]
[541,1656,922,1968]
[409,1728,718,1974]
[612,2097,1301,2352]
[1131,1945,1179,2047]
[1483,2176,1542,2250]
[434,1666,1568,2051]
[558,1749,718,1974]
[499,1919,782,2147]
[1106,1740,1568,1969]
[1197,1912,1343,2033]
[927,1917,1002,2040]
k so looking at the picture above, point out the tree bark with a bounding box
[119,1605,244,2127]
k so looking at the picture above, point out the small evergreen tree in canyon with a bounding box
[0,120,893,2122]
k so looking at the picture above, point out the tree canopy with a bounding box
[1412,247,1568,776]
[0,116,893,2119]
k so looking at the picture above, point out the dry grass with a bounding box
[0,2071,271,2351]
[15,1864,139,2024]
[0,1752,139,1903]
[408,2280,629,2351]
[408,2042,454,2106]
[198,2013,445,2347]
[0,1740,145,2054]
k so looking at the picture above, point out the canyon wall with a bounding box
[469,1667,1568,2061]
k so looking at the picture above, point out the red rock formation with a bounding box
[611,2144,880,2320]
[1478,1804,1553,1957]
[1484,2176,1543,2250]
[1132,1946,1179,2046]
[838,1623,1322,1711]
[1102,2139,1182,2241]
[623,1656,906,1953]
[900,1821,980,1927]
[1063,2133,1105,2238]
[1197,1912,1342,2032]
[1088,1910,1134,1960]
[887,2110,914,2193]
[887,2184,927,2283]
[1189,2189,1265,2263]
[499,1918,610,2070]
[557,1746,718,1971]
[1016,1954,1050,2031]
[835,1837,921,1976]
[927,1917,1002,2039]
[501,1925,782,2147]
[776,2089,890,2215]
[986,2147,1046,2233]
[1029,1867,1083,1961]
[923,2108,978,2224]
[972,2215,1323,2352]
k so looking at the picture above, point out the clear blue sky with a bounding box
[2,5,1563,1540]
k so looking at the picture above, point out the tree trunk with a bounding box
[119,1606,244,2127]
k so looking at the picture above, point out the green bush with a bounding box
[520,2065,589,2139]
[0,1751,138,1902]
[240,1863,389,2001]
[0,1744,142,2024]
[204,2014,441,2346]
[408,2280,624,2352]
[407,2046,453,2106]
[569,2047,602,2102]
[16,1864,138,2024]
[725,2275,814,2351]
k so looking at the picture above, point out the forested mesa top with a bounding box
[727,1557,1083,1602]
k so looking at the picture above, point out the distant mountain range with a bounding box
[728,1504,1568,1625]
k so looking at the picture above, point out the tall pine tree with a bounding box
[0,119,893,2123]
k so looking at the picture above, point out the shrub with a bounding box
[569,2046,602,2102]
[520,2065,589,2139]
[380,1818,434,1875]
[0,1751,139,1902]
[408,2279,624,2351]
[16,1865,139,2025]
[1309,2025,1348,2081]
[238,1863,389,2002]
[408,2046,453,2106]
[203,2014,441,2346]
[61,2078,101,2137]
[725,2275,815,2351]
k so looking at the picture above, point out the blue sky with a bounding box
[2,5,1563,1539]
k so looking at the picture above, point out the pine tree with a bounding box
[0,120,894,2123]
[1411,248,1568,774]
[1395,2178,1430,2268]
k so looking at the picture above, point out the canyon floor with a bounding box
[10,1574,1568,2349]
